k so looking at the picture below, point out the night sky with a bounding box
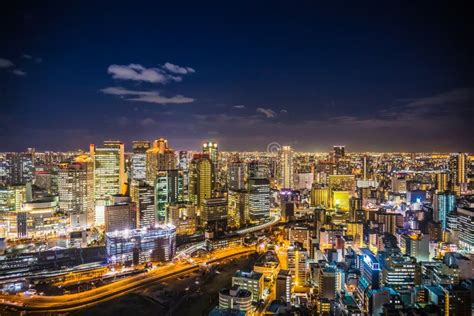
[1,1,472,152]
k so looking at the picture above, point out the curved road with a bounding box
[2,246,256,313]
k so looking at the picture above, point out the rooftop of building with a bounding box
[234,269,263,280]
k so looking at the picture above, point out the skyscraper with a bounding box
[228,161,246,191]
[189,155,213,208]
[449,153,467,195]
[435,172,448,193]
[280,146,294,189]
[154,170,183,223]
[5,153,34,185]
[58,155,94,227]
[333,145,345,162]
[104,195,137,232]
[90,141,125,200]
[433,192,456,230]
[130,140,150,181]
[248,178,270,222]
[130,180,155,228]
[227,189,248,228]
[146,138,176,182]
[202,141,218,171]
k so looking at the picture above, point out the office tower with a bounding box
[382,254,418,291]
[280,189,298,222]
[289,226,311,250]
[435,172,448,192]
[287,244,308,286]
[311,185,330,208]
[5,153,34,185]
[347,222,364,248]
[105,224,176,265]
[0,185,25,213]
[218,286,252,313]
[130,140,150,181]
[167,204,196,235]
[154,170,183,223]
[449,153,467,195]
[454,207,474,251]
[90,141,125,200]
[201,197,227,232]
[442,285,472,316]
[228,161,246,190]
[333,145,345,162]
[232,270,264,302]
[358,248,381,290]
[362,155,369,180]
[433,192,456,230]
[279,146,294,189]
[202,141,218,171]
[130,181,155,228]
[178,151,190,170]
[318,267,338,300]
[227,189,248,228]
[376,211,402,235]
[248,161,269,179]
[104,195,137,232]
[248,178,270,222]
[400,234,430,261]
[145,138,176,182]
[276,270,292,303]
[196,156,213,207]
[58,155,94,227]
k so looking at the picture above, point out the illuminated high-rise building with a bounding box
[248,161,269,179]
[0,185,25,213]
[202,141,218,170]
[248,178,270,222]
[145,138,176,182]
[104,195,137,232]
[227,189,248,228]
[435,172,448,193]
[333,145,345,162]
[178,151,189,171]
[130,180,155,228]
[201,197,227,232]
[130,140,150,181]
[90,141,126,200]
[154,170,183,223]
[287,244,308,286]
[58,155,94,227]
[5,153,34,185]
[449,153,467,195]
[189,155,213,208]
[433,192,456,230]
[279,146,294,189]
[229,161,246,191]
[167,204,196,235]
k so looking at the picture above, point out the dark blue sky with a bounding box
[1,1,472,152]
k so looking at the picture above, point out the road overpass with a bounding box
[1,246,256,314]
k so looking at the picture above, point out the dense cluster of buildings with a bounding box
[1,142,473,315]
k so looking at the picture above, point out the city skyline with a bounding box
[1,2,473,152]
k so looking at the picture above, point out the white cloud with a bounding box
[107,64,171,83]
[141,118,156,126]
[163,62,195,74]
[233,105,245,109]
[256,107,277,118]
[101,87,195,104]
[22,54,32,60]
[12,69,26,76]
[280,109,288,113]
[0,58,14,68]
